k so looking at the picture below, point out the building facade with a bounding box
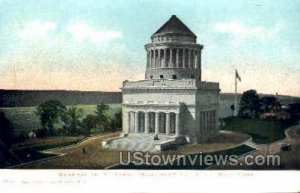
[121,15,220,145]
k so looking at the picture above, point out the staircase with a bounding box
[104,134,186,152]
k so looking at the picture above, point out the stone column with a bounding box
[210,111,213,132]
[152,50,155,68]
[158,49,161,67]
[183,49,186,68]
[155,112,159,135]
[129,111,133,133]
[194,51,197,68]
[204,111,208,134]
[149,50,152,68]
[165,113,170,135]
[154,50,157,68]
[145,112,149,134]
[188,49,192,68]
[200,112,204,135]
[175,112,180,136]
[161,49,165,68]
[203,111,206,134]
[134,112,139,133]
[186,49,189,68]
[197,51,201,69]
[128,111,131,133]
[176,49,179,68]
[147,51,149,68]
[169,48,173,67]
[192,50,195,68]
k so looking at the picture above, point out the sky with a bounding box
[0,0,299,96]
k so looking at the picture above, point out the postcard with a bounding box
[0,0,300,192]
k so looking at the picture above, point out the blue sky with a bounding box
[0,0,299,96]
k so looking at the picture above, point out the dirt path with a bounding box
[212,125,300,169]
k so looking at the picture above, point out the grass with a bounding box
[0,104,121,136]
[0,148,56,168]
[1,136,86,168]
[220,117,293,144]
[14,136,86,151]
[17,132,122,169]
[17,131,249,169]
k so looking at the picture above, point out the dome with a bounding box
[151,15,196,43]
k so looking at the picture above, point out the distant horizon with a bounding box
[1,0,299,96]
[1,88,299,98]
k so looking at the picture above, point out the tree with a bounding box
[110,110,122,131]
[230,104,235,117]
[36,100,66,136]
[94,103,111,132]
[239,89,261,118]
[62,106,84,135]
[260,96,281,113]
[81,115,96,137]
[0,111,14,147]
[288,103,300,122]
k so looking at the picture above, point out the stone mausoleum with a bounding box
[103,15,220,151]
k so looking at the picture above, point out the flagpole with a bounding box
[234,69,237,116]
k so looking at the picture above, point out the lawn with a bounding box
[220,117,292,144]
[17,131,250,169]
[12,136,85,151]
[0,104,121,137]
[16,132,122,169]
[1,136,87,168]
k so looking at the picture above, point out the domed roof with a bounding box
[151,15,196,38]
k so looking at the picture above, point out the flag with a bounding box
[235,70,241,82]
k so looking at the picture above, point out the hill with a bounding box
[0,89,122,107]
[1,89,299,109]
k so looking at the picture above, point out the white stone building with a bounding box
[104,15,220,151]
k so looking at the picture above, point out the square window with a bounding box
[160,75,163,79]
[172,75,177,79]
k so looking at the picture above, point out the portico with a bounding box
[127,110,180,136]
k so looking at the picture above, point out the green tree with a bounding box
[62,106,84,135]
[0,111,14,147]
[36,100,66,136]
[110,110,122,131]
[94,103,111,132]
[81,114,97,136]
[288,103,300,122]
[260,96,281,113]
[239,89,261,118]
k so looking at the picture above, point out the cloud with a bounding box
[213,21,284,42]
[18,21,57,39]
[66,22,122,43]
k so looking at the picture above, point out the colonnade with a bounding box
[128,111,180,136]
[199,110,217,134]
[147,48,201,69]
